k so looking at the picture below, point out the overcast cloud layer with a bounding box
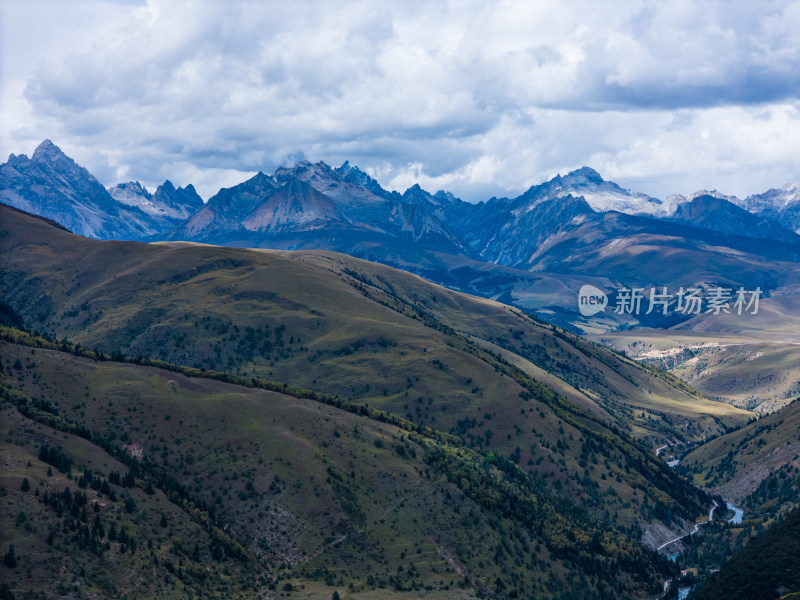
[1,0,799,202]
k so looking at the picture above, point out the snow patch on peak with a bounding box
[518,168,667,216]
[687,189,741,205]
[109,181,157,213]
[744,181,800,211]
[740,180,800,233]
[108,178,203,220]
[109,181,151,198]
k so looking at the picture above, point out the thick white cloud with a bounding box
[1,0,798,201]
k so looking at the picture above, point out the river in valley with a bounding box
[726,502,744,524]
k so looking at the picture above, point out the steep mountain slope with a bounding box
[0,331,687,599]
[275,160,388,210]
[688,508,800,600]
[0,204,750,537]
[170,171,282,239]
[0,141,187,239]
[335,160,401,200]
[240,177,344,232]
[681,398,800,514]
[165,163,469,256]
[0,397,257,600]
[106,180,150,206]
[510,210,800,293]
[269,161,469,254]
[468,194,596,267]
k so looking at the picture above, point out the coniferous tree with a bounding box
[3,545,16,568]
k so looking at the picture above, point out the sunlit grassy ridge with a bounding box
[594,326,800,412]
[0,204,749,450]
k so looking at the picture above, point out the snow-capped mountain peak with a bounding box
[741,181,800,233]
[516,167,668,216]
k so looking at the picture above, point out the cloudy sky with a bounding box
[1,0,799,202]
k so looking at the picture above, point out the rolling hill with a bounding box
[0,330,682,599]
[0,204,752,543]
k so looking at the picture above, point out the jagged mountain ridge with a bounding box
[169,173,342,238]
[166,161,472,255]
[2,141,799,332]
[4,140,798,249]
[161,158,800,269]
[108,179,203,222]
[742,181,800,234]
[0,140,151,239]
[668,185,800,235]
[0,140,202,239]
[515,166,672,215]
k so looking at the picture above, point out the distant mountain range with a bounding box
[2,140,799,330]
[0,140,202,239]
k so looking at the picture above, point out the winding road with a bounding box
[654,442,745,599]
[656,500,719,550]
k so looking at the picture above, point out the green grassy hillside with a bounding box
[0,205,747,532]
[0,204,748,446]
[0,406,257,599]
[681,398,800,519]
[0,334,680,599]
